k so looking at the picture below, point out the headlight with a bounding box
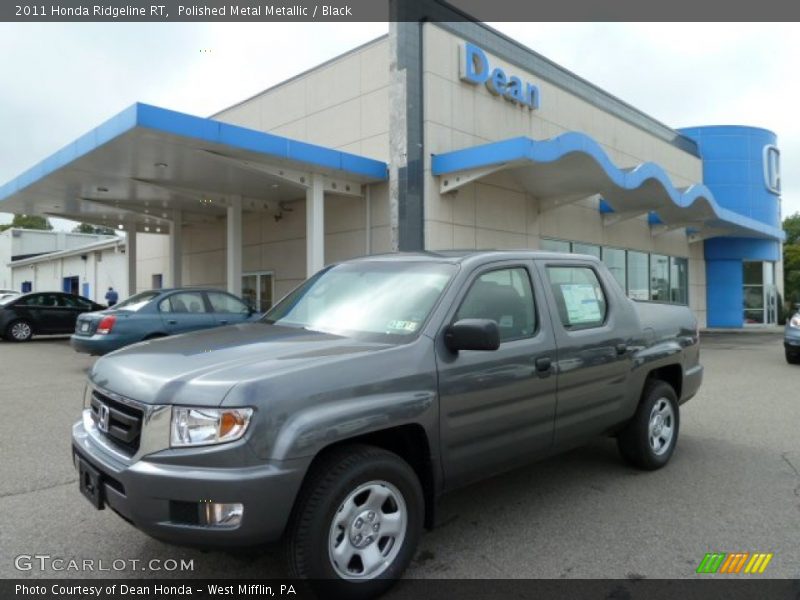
[170,407,253,447]
[790,315,800,329]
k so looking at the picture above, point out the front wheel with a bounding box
[617,380,680,470]
[6,320,33,342]
[285,444,424,599]
[786,349,800,365]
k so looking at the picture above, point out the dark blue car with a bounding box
[70,288,260,355]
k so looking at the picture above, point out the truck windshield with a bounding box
[264,261,456,342]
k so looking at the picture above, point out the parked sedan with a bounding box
[785,309,800,364]
[70,288,259,355]
[0,292,105,342]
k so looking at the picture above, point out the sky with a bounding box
[0,21,797,231]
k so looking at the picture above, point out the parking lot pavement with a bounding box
[1,332,799,581]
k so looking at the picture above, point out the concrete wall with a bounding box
[214,37,390,162]
[421,24,707,326]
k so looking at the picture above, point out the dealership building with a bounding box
[0,19,785,326]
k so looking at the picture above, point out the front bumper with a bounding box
[784,328,800,353]
[72,416,308,547]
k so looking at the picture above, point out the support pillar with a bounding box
[306,173,325,277]
[168,209,183,288]
[227,196,243,296]
[126,227,137,297]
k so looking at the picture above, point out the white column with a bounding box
[168,210,183,288]
[306,173,325,277]
[126,228,137,297]
[227,196,243,296]
[365,185,372,255]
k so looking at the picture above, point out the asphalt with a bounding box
[1,331,798,582]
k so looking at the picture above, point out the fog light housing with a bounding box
[201,502,243,528]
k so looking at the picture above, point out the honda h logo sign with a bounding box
[98,404,110,433]
[763,145,781,194]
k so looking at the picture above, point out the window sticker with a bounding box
[560,284,602,325]
[387,320,419,333]
[498,314,514,328]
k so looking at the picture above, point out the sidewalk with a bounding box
[701,326,784,334]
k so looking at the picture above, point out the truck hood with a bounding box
[89,322,391,406]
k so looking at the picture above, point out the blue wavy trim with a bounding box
[432,134,784,241]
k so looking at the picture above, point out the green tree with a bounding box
[72,222,117,235]
[784,212,800,312]
[784,212,800,246]
[0,214,53,232]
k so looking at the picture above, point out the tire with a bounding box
[285,444,424,599]
[786,350,800,365]
[617,380,680,470]
[6,320,33,342]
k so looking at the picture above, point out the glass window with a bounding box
[669,257,688,305]
[207,292,250,314]
[19,293,59,307]
[159,292,207,314]
[60,295,93,309]
[114,291,160,312]
[455,267,536,343]
[242,272,274,313]
[602,247,626,292]
[547,266,608,329]
[265,262,455,342]
[743,262,764,285]
[627,251,649,300]
[571,242,601,258]
[540,239,571,253]
[650,254,670,302]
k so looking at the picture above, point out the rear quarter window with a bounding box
[547,266,608,330]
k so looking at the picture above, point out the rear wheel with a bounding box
[285,444,424,599]
[6,320,33,342]
[618,380,680,470]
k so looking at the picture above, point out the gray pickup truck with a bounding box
[72,251,702,597]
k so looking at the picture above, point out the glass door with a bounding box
[242,271,274,314]
[743,262,764,325]
[743,261,777,325]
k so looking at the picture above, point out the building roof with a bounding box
[0,103,388,234]
[9,236,123,268]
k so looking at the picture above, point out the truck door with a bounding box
[436,262,558,490]
[536,259,637,449]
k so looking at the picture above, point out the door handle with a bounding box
[616,343,628,355]
[167,319,177,325]
[219,320,229,325]
[534,357,552,372]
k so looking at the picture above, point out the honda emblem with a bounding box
[98,404,110,433]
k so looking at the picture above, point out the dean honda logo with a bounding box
[696,552,773,574]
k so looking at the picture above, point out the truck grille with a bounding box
[89,390,143,455]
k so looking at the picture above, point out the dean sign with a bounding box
[460,43,540,110]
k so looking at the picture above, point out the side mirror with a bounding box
[444,318,500,352]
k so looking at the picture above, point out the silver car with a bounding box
[785,309,800,364]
